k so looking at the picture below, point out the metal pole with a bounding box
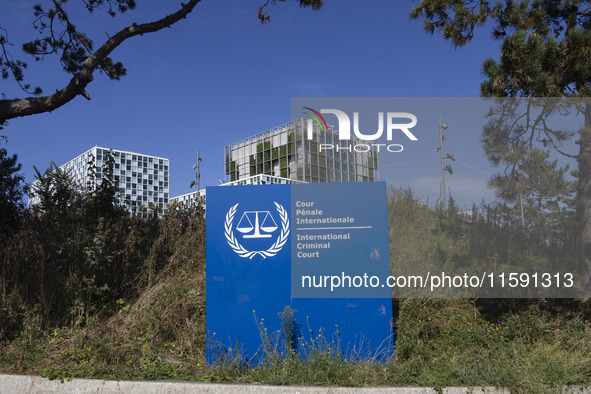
[196,150,201,192]
[519,188,525,228]
[439,116,447,212]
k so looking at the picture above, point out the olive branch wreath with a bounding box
[224,202,290,259]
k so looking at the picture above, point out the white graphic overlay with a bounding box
[225,202,290,259]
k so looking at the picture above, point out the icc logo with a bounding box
[225,202,290,259]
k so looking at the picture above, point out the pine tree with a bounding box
[0,1,323,124]
[411,0,591,283]
[0,136,24,241]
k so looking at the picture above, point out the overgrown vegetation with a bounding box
[388,187,580,298]
[0,140,590,392]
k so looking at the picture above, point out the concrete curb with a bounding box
[0,373,587,393]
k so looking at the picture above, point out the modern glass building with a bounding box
[169,188,206,208]
[223,173,307,186]
[169,174,305,207]
[224,118,379,183]
[29,146,170,217]
[173,119,378,209]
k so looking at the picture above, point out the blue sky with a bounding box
[1,0,543,208]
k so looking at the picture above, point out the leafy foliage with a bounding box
[23,0,134,83]
[411,0,591,283]
[0,0,323,126]
[0,188,588,391]
[0,153,206,342]
[388,187,578,297]
[1,1,136,98]
[0,136,24,242]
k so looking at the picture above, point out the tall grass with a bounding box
[0,188,589,392]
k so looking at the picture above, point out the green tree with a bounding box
[29,162,79,215]
[0,0,322,125]
[0,136,24,245]
[411,0,591,282]
[85,150,124,221]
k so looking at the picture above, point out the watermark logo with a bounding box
[225,202,290,259]
[303,107,418,153]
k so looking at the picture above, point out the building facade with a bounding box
[169,174,304,207]
[224,118,379,184]
[30,146,170,217]
[169,188,206,208]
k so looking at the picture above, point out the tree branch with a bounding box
[0,0,200,123]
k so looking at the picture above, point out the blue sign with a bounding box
[291,182,392,298]
[206,182,392,365]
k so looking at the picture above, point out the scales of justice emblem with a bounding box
[237,211,278,238]
[225,202,290,259]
